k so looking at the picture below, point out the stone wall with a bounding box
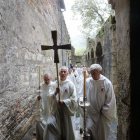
[109,0,131,139]
[0,0,70,139]
[84,15,117,95]
[71,46,83,66]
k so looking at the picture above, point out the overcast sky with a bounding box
[63,0,86,51]
[63,0,82,36]
[63,0,112,51]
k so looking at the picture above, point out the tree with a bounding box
[71,0,114,36]
[75,48,86,55]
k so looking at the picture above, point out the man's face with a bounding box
[44,75,51,85]
[90,69,101,80]
[87,70,90,74]
[73,69,75,72]
[59,68,68,81]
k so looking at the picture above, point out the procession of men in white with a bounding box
[36,64,116,140]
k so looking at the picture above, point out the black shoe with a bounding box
[80,128,83,134]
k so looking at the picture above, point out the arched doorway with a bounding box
[96,42,102,57]
[91,48,94,58]
[96,42,103,66]
[88,52,90,60]
[91,48,95,63]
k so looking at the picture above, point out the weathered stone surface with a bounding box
[71,47,83,66]
[82,15,117,94]
[0,0,70,139]
[109,0,131,139]
[113,0,130,140]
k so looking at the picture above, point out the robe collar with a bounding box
[42,81,53,87]
[90,74,106,83]
[59,79,70,85]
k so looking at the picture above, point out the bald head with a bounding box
[90,64,102,80]
[44,73,52,85]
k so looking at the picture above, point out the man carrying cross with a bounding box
[41,31,77,140]
[43,66,77,140]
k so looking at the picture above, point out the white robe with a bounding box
[72,71,80,95]
[77,77,84,129]
[43,79,78,140]
[78,68,83,77]
[67,73,76,83]
[68,72,80,131]
[79,75,116,140]
[36,81,56,140]
[73,71,79,83]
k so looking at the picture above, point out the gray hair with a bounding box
[59,66,68,73]
[44,73,52,78]
[90,64,102,72]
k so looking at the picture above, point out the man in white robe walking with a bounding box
[43,66,78,140]
[36,73,56,140]
[72,67,80,93]
[72,67,79,82]
[79,64,116,140]
[87,68,91,78]
[67,69,75,82]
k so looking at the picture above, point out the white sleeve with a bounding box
[101,81,116,122]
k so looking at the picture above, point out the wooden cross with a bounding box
[41,31,71,100]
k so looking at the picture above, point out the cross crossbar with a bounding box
[41,31,71,100]
[41,31,71,63]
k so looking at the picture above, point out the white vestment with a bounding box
[79,75,116,140]
[67,73,78,94]
[43,79,78,140]
[67,73,79,127]
[36,81,56,140]
[78,68,83,76]
[77,76,84,129]
[67,73,76,83]
[73,71,79,83]
[72,71,80,94]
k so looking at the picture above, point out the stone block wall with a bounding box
[84,15,117,95]
[97,16,117,95]
[109,0,131,139]
[71,46,83,66]
[0,0,70,139]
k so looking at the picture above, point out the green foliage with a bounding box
[96,14,115,37]
[76,63,81,66]
[88,38,94,48]
[76,112,80,117]
[71,0,114,36]
[75,48,86,55]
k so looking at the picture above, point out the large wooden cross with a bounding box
[41,31,71,100]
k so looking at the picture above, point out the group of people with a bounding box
[35,64,116,140]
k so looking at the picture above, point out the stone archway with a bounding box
[91,48,95,64]
[88,52,90,60]
[91,48,94,58]
[96,42,103,66]
[96,42,102,57]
